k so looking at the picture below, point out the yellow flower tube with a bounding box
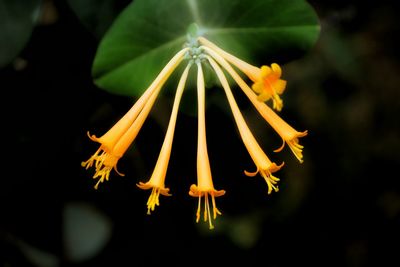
[189,61,225,230]
[137,64,191,214]
[199,37,286,111]
[203,46,307,163]
[198,36,260,81]
[82,48,189,189]
[207,56,283,194]
[85,48,190,154]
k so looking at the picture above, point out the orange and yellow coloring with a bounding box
[207,55,284,194]
[137,64,191,214]
[189,62,225,229]
[82,34,307,229]
[81,48,188,189]
[198,37,286,111]
[201,45,307,163]
[252,64,286,111]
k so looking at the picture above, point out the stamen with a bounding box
[196,195,201,222]
[93,166,112,190]
[94,179,103,190]
[205,193,214,229]
[286,132,307,163]
[204,193,209,222]
[146,187,161,215]
[272,93,283,111]
[94,151,107,169]
[81,147,102,169]
[260,170,280,194]
[211,194,222,219]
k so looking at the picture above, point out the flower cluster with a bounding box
[82,36,307,229]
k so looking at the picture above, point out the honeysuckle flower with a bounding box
[207,56,283,194]
[83,32,308,230]
[254,104,308,163]
[202,45,307,163]
[252,64,286,111]
[199,37,286,111]
[189,62,225,229]
[82,48,188,189]
[137,64,191,214]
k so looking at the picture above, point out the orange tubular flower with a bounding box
[82,31,309,230]
[137,64,191,214]
[255,104,308,163]
[202,46,307,163]
[252,64,286,111]
[81,48,188,189]
[207,56,283,194]
[199,37,286,111]
[189,61,225,229]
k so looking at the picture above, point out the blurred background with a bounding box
[0,0,399,266]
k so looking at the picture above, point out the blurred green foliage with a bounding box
[0,0,41,67]
[67,0,130,39]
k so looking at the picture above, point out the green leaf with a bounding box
[67,0,130,39]
[0,0,41,68]
[93,0,320,96]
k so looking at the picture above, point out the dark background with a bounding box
[1,0,399,266]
